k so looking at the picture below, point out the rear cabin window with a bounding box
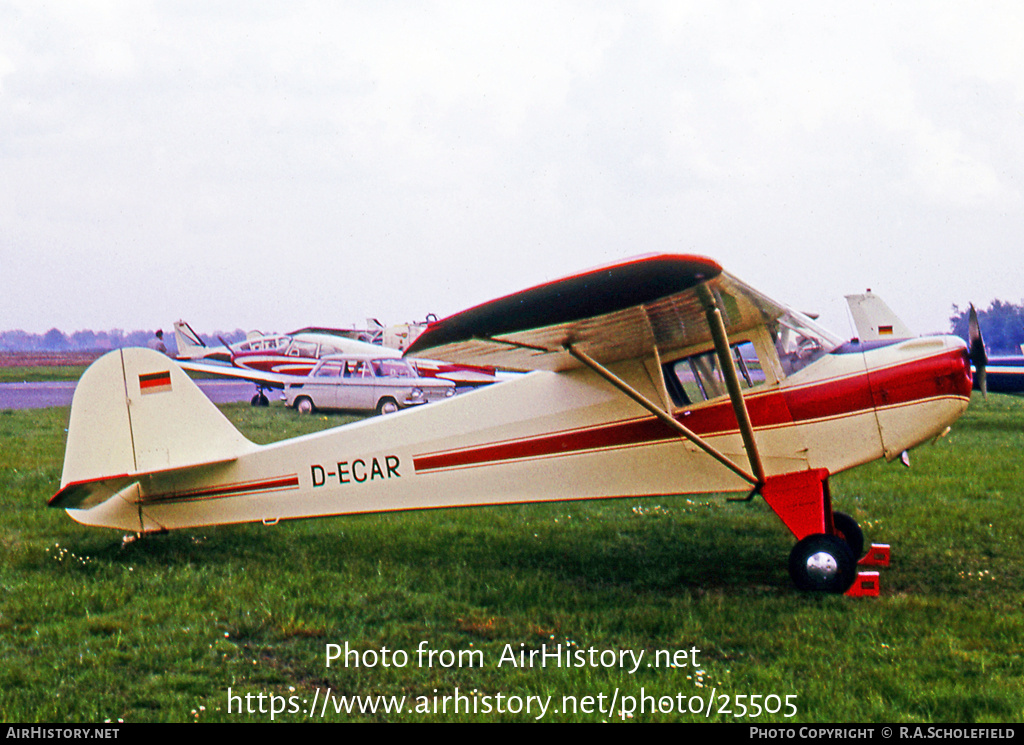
[663,341,765,407]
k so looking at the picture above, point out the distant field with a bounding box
[0,351,103,367]
[1,396,1021,723]
[0,351,100,383]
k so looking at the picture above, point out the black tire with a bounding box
[376,398,399,416]
[788,534,857,594]
[832,511,865,560]
[250,394,262,407]
[295,397,314,415]
[258,393,270,407]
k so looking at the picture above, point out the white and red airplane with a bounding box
[49,255,976,593]
[173,320,381,364]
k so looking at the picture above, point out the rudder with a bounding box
[60,348,255,490]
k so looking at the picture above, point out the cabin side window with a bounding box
[287,341,318,357]
[663,341,765,407]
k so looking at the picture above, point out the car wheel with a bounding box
[376,398,399,415]
[295,397,314,415]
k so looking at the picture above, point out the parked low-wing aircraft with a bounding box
[174,326,400,405]
[50,255,977,593]
[174,320,389,367]
[177,320,497,400]
[966,305,1024,396]
[173,320,292,364]
[983,354,1024,394]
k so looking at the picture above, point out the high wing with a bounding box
[177,359,297,389]
[405,254,790,371]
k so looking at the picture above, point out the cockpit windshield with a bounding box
[771,310,842,376]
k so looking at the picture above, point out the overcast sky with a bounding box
[2,1,1022,339]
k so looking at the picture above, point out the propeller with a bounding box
[967,304,988,398]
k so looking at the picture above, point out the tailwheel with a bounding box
[788,534,857,594]
[832,511,865,560]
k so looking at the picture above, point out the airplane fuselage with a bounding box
[62,335,971,533]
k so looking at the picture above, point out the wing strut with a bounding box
[697,285,767,487]
[564,344,759,486]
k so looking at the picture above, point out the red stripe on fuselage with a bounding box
[141,474,300,505]
[413,347,970,473]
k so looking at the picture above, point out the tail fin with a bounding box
[53,348,255,509]
[173,319,208,358]
[845,291,914,341]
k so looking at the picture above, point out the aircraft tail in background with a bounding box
[845,291,914,342]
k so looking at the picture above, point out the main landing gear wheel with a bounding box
[788,534,857,594]
[250,393,270,407]
[832,511,865,560]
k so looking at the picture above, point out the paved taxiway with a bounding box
[0,380,258,410]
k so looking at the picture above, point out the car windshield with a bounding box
[371,359,416,378]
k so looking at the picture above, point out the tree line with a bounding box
[949,300,1024,355]
[0,328,247,354]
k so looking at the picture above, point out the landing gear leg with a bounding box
[761,469,862,594]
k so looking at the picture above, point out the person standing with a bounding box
[148,329,168,354]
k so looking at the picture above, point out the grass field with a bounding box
[1,395,1021,723]
[0,365,88,384]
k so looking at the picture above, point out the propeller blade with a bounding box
[968,304,988,398]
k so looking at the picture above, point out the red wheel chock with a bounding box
[845,544,891,597]
[858,543,891,567]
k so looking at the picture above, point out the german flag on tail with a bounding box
[139,371,172,394]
